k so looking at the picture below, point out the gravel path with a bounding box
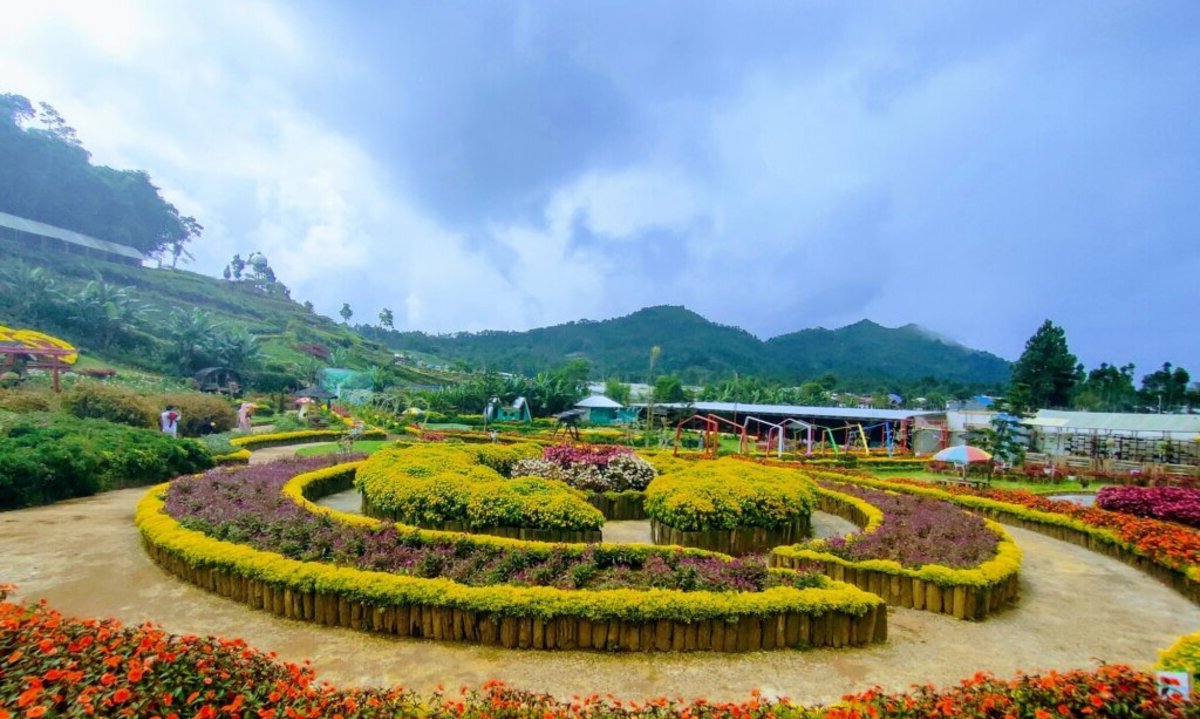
[2,462,1197,704]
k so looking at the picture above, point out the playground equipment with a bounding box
[673,414,749,458]
[743,416,820,458]
[551,408,585,440]
[485,396,532,425]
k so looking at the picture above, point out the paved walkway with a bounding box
[2,462,1198,704]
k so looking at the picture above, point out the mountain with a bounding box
[764,319,1012,385]
[364,306,1012,387]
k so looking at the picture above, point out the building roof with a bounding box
[576,395,623,409]
[1028,409,1200,436]
[0,211,146,262]
[637,401,941,422]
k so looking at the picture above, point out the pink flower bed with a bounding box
[1095,485,1200,528]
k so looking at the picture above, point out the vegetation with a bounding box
[1008,319,1078,412]
[0,93,200,260]
[644,459,816,531]
[0,412,212,509]
[362,306,1013,388]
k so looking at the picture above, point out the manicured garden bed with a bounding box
[355,444,605,541]
[1096,485,1200,528]
[645,458,815,555]
[770,477,1021,621]
[140,459,888,652]
[512,444,657,520]
[230,427,387,450]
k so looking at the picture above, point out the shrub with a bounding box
[645,458,816,531]
[514,445,657,492]
[61,380,157,428]
[155,391,237,436]
[0,387,55,413]
[1157,630,1200,675]
[0,413,213,509]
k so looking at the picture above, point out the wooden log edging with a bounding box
[650,517,811,556]
[587,492,647,521]
[969,506,1200,605]
[772,487,1021,621]
[138,492,887,651]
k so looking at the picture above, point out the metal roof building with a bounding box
[1027,410,1200,440]
[641,401,941,423]
[0,211,146,265]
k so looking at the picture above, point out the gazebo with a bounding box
[0,326,78,392]
[193,367,242,395]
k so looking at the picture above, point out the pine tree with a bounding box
[1008,320,1078,412]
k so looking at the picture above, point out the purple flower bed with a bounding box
[813,482,999,569]
[163,459,821,592]
[1096,486,1200,528]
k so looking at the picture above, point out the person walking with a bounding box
[160,405,180,437]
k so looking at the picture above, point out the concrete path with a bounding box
[2,475,1198,704]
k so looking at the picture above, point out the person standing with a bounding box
[237,402,254,432]
[160,405,180,437]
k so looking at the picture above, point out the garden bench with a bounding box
[932,476,989,490]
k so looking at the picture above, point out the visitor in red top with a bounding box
[160,404,180,437]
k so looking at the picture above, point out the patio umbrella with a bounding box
[932,445,993,465]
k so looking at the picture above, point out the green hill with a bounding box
[0,241,455,390]
[364,306,1012,387]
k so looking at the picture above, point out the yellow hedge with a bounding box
[138,479,884,622]
[230,428,386,449]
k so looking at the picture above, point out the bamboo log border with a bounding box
[650,517,811,556]
[968,506,1200,605]
[770,490,1020,621]
[586,492,647,520]
[140,531,886,652]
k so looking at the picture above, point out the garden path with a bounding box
[2,461,1197,705]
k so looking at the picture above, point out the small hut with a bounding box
[193,367,241,395]
[575,395,624,425]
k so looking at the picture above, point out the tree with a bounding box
[379,307,395,330]
[226,254,245,281]
[1073,362,1137,412]
[1141,362,1191,413]
[1008,320,1077,412]
[652,375,689,403]
[604,377,631,405]
[339,303,353,324]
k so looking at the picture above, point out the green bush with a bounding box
[61,381,157,428]
[0,388,56,413]
[155,392,237,436]
[0,413,214,509]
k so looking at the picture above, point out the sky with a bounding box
[1,1,1197,376]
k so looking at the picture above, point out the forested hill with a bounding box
[0,93,198,260]
[360,306,1013,386]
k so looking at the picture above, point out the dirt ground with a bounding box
[2,462,1198,705]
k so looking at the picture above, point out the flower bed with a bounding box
[869,475,1200,603]
[645,459,815,555]
[354,445,605,540]
[1096,485,1200,528]
[771,479,1021,621]
[512,444,658,520]
[230,427,387,450]
[140,460,887,651]
[165,461,809,594]
[0,599,1190,718]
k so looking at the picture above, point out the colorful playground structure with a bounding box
[658,401,944,459]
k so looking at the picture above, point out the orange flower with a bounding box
[23,708,47,719]
[112,688,131,704]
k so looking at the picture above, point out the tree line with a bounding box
[1008,320,1197,414]
[0,93,200,263]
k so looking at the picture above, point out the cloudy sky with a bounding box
[2,1,1197,375]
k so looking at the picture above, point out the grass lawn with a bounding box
[294,440,391,457]
[865,468,1104,494]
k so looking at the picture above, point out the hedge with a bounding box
[138,470,888,651]
[230,427,387,450]
[644,458,816,531]
[354,445,606,536]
